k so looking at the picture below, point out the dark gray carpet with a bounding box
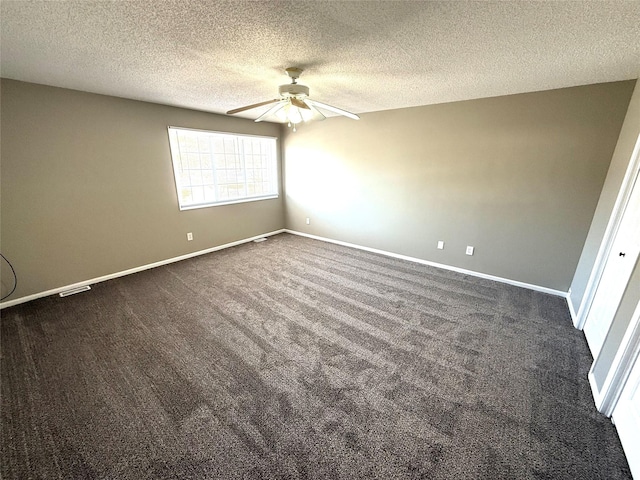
[1,233,631,479]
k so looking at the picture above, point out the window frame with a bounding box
[167,126,279,211]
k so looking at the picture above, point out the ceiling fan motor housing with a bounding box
[279,83,309,98]
[278,83,309,98]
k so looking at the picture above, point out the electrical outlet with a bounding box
[306,217,310,225]
[466,246,474,255]
[187,232,193,241]
[437,241,444,250]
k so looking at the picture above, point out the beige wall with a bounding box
[283,81,635,291]
[0,79,284,301]
[2,79,636,303]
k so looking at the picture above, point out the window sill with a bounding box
[178,194,279,211]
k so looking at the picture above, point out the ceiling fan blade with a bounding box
[302,100,326,121]
[227,99,281,115]
[306,99,360,120]
[290,97,310,110]
[254,100,287,122]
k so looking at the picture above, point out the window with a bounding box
[167,127,278,210]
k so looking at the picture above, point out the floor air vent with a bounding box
[59,285,91,297]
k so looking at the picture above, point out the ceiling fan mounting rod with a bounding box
[285,67,303,84]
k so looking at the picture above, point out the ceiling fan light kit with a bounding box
[226,67,359,131]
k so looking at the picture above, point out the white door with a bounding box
[612,350,640,479]
[584,169,640,359]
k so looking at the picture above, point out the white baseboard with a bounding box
[0,229,285,309]
[2,228,569,309]
[588,369,602,411]
[284,229,568,298]
[567,291,580,327]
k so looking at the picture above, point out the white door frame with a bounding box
[611,313,640,479]
[589,300,640,416]
[575,134,640,331]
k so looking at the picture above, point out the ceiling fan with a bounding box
[226,67,360,131]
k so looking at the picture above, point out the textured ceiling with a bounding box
[1,1,639,120]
